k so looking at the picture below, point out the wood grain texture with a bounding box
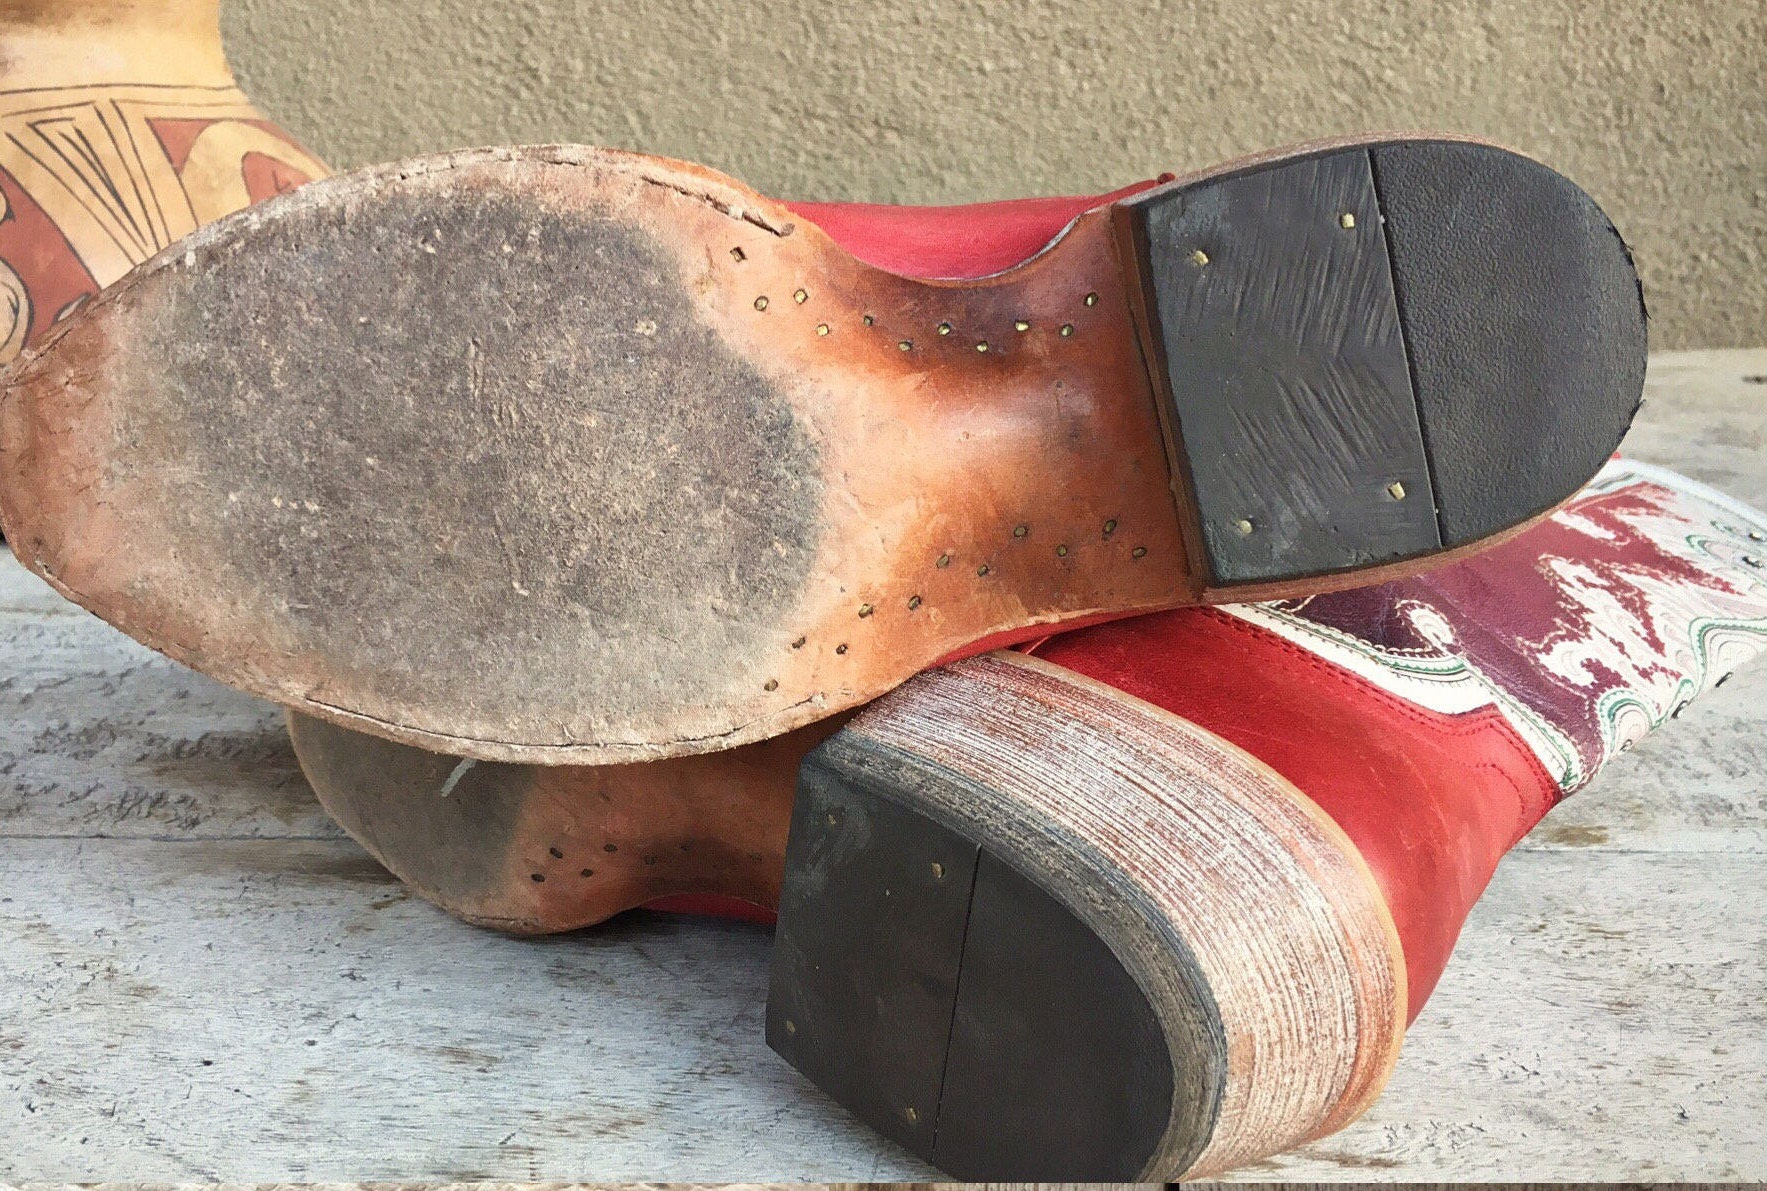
[1245,852,1767,1182]
[0,835,936,1182]
[837,651,1405,1178]
[0,572,333,842]
[0,351,1762,1179]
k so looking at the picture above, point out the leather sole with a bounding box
[0,137,1644,763]
[287,706,824,932]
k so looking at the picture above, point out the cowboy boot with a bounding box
[2,137,1643,764]
[275,161,1626,934]
[0,0,326,370]
[767,458,1767,1180]
[292,460,1767,1179]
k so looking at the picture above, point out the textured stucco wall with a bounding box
[224,0,1764,349]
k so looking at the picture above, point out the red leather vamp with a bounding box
[643,893,777,925]
[784,176,1168,281]
[1029,608,1560,1020]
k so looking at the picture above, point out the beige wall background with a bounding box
[224,0,1764,349]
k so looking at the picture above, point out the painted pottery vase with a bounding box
[1,0,326,365]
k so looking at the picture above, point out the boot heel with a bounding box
[767,652,1407,1180]
[1118,138,1645,590]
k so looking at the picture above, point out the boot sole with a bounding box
[0,137,1644,763]
[287,706,819,932]
[766,652,1407,1180]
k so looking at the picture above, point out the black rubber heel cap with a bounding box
[1135,148,1441,585]
[766,755,979,1159]
[767,744,1173,1180]
[1129,140,1645,585]
[931,851,1174,1179]
[1371,141,1647,546]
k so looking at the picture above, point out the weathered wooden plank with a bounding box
[1239,850,1767,1181]
[1520,664,1767,855]
[0,836,937,1181]
[1,840,1761,1180]
[0,605,336,841]
[1624,349,1767,510]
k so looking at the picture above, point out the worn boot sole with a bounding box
[767,652,1406,1181]
[0,136,1644,763]
[287,707,824,932]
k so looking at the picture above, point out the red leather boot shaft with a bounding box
[1034,461,1767,1019]
[1033,607,1553,1018]
[785,178,1168,280]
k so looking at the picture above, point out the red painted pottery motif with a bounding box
[1,82,325,365]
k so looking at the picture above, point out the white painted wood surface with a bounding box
[2,351,1764,1182]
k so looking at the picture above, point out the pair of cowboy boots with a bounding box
[5,117,1763,1180]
